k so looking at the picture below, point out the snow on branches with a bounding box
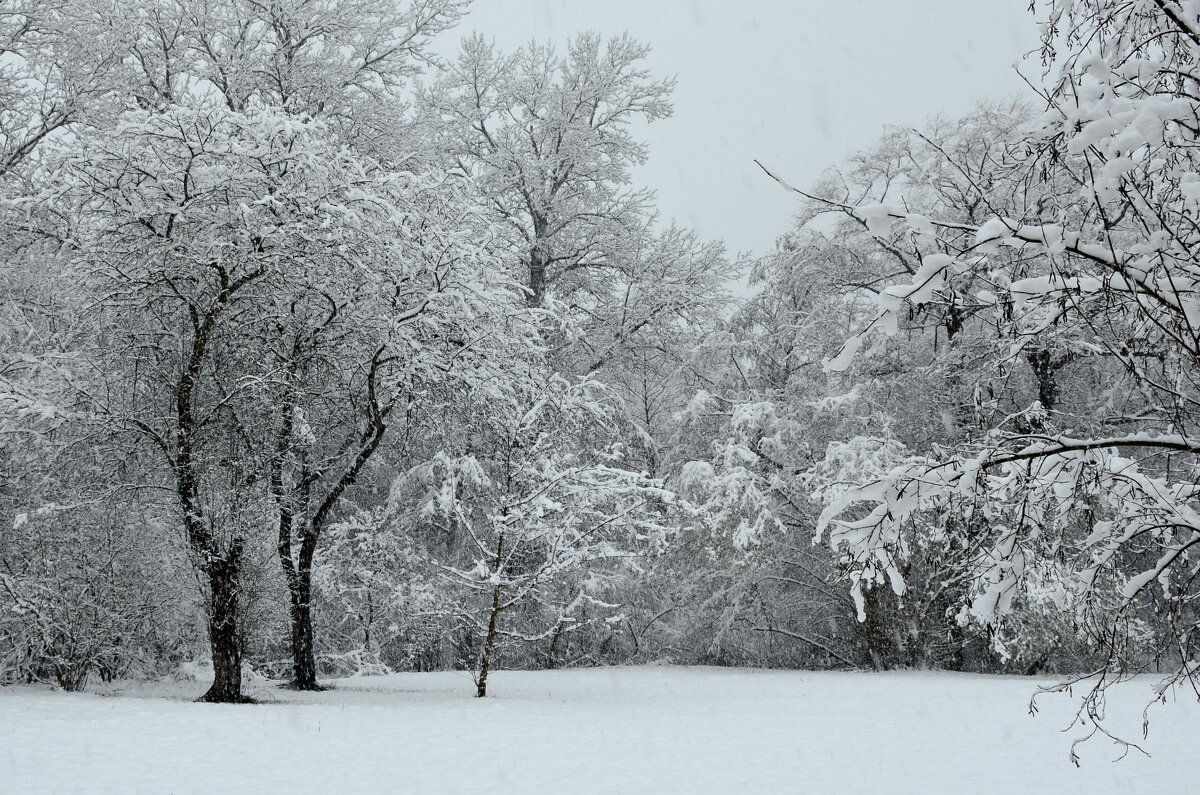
[399,374,672,695]
[790,0,1200,729]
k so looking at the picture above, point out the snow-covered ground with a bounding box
[1,666,1196,793]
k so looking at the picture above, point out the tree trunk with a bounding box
[288,575,321,690]
[1025,348,1061,412]
[273,353,391,692]
[362,585,374,655]
[199,543,248,703]
[857,587,900,671]
[475,583,503,698]
[546,620,565,670]
[528,244,549,307]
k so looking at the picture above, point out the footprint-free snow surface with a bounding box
[2,666,1196,793]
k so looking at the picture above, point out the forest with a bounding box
[1,1,1199,767]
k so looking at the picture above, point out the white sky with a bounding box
[436,0,1041,259]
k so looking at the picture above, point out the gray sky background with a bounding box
[436,1,1040,259]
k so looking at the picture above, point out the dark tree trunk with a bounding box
[277,523,324,691]
[287,575,321,690]
[272,401,321,691]
[475,530,507,698]
[528,244,549,307]
[546,620,565,670]
[857,588,901,671]
[1026,348,1060,412]
[273,347,392,692]
[199,542,248,703]
[169,274,260,704]
[476,583,503,698]
[362,587,374,653]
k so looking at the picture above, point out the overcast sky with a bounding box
[435,1,1040,258]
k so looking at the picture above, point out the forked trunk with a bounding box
[273,359,391,693]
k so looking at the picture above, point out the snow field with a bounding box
[1,666,1196,794]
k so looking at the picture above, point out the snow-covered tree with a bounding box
[64,102,518,699]
[424,35,736,370]
[0,496,192,689]
[101,0,464,115]
[405,375,670,696]
[261,165,521,691]
[802,0,1200,750]
[422,32,673,307]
